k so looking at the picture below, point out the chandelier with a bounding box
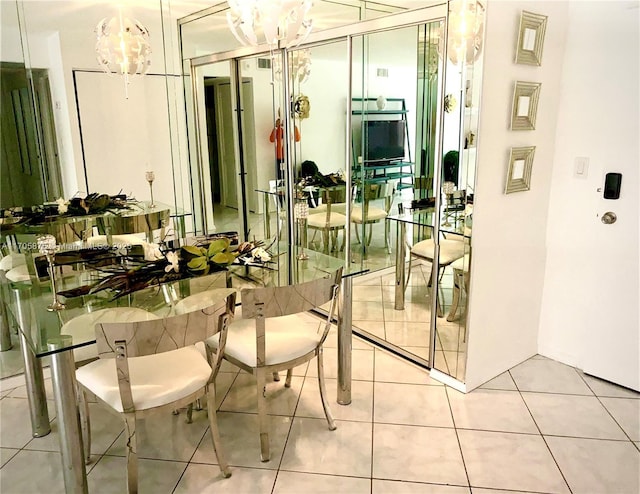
[439,0,485,65]
[273,49,312,84]
[95,11,152,98]
[227,0,313,48]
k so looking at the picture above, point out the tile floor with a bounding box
[1,319,638,494]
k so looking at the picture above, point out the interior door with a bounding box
[214,80,238,209]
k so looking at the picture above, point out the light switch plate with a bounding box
[574,157,589,178]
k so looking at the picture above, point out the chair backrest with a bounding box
[94,291,236,359]
[413,176,433,199]
[240,269,342,368]
[240,268,342,320]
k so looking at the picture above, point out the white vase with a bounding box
[376,95,387,110]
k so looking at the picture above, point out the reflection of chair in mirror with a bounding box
[447,253,471,329]
[351,182,393,252]
[307,186,347,253]
[405,234,465,317]
[75,293,236,492]
[207,269,342,462]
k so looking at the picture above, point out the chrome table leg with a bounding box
[394,221,406,310]
[13,286,50,437]
[337,276,352,405]
[48,337,88,494]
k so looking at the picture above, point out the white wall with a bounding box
[538,1,639,390]
[465,1,569,390]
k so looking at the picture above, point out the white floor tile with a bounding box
[274,471,371,494]
[458,429,569,493]
[373,423,467,485]
[374,382,453,428]
[383,321,430,347]
[448,389,538,434]
[280,417,372,477]
[106,411,209,461]
[373,479,470,493]
[351,301,385,321]
[374,348,435,385]
[306,348,374,381]
[478,372,517,391]
[580,373,640,399]
[545,436,640,494]
[296,377,373,423]
[219,372,303,416]
[192,412,292,469]
[353,285,383,302]
[175,464,277,494]
[522,393,627,440]
[0,447,19,468]
[87,455,187,493]
[599,397,640,441]
[510,358,593,395]
[382,302,430,323]
[0,397,54,449]
[0,449,65,494]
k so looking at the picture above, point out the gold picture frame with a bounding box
[511,81,541,131]
[505,146,535,194]
[515,10,547,66]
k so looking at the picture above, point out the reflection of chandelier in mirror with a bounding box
[273,49,312,84]
[95,11,151,98]
[227,0,313,48]
[440,0,485,65]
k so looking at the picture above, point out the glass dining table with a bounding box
[5,249,359,494]
[387,204,469,310]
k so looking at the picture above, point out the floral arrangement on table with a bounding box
[57,237,276,299]
[1,193,130,228]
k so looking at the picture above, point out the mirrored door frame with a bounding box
[182,1,454,363]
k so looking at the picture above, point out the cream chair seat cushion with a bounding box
[451,253,471,273]
[0,253,26,271]
[411,238,465,266]
[208,313,321,367]
[5,264,30,282]
[307,212,348,229]
[173,288,237,316]
[76,345,212,413]
[351,205,387,223]
[62,307,159,364]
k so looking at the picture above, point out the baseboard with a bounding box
[430,368,467,393]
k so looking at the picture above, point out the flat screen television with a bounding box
[364,120,405,162]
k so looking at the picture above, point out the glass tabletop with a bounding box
[6,269,231,358]
[387,207,469,237]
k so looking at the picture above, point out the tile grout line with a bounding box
[443,385,472,490]
[509,369,574,494]
[370,344,377,494]
[574,369,638,445]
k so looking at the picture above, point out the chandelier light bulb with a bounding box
[227,0,313,48]
[439,0,484,66]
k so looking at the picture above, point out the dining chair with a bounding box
[447,253,471,327]
[405,233,465,317]
[307,186,347,253]
[206,268,343,462]
[75,292,236,493]
[351,182,393,252]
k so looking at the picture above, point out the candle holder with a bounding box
[145,171,156,208]
[441,181,456,227]
[37,234,65,311]
[294,200,309,261]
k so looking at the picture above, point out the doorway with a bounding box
[0,63,62,208]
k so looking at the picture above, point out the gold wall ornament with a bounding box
[505,146,535,194]
[515,10,548,66]
[444,94,458,113]
[293,94,310,119]
[510,81,541,131]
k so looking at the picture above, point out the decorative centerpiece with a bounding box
[57,237,276,300]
